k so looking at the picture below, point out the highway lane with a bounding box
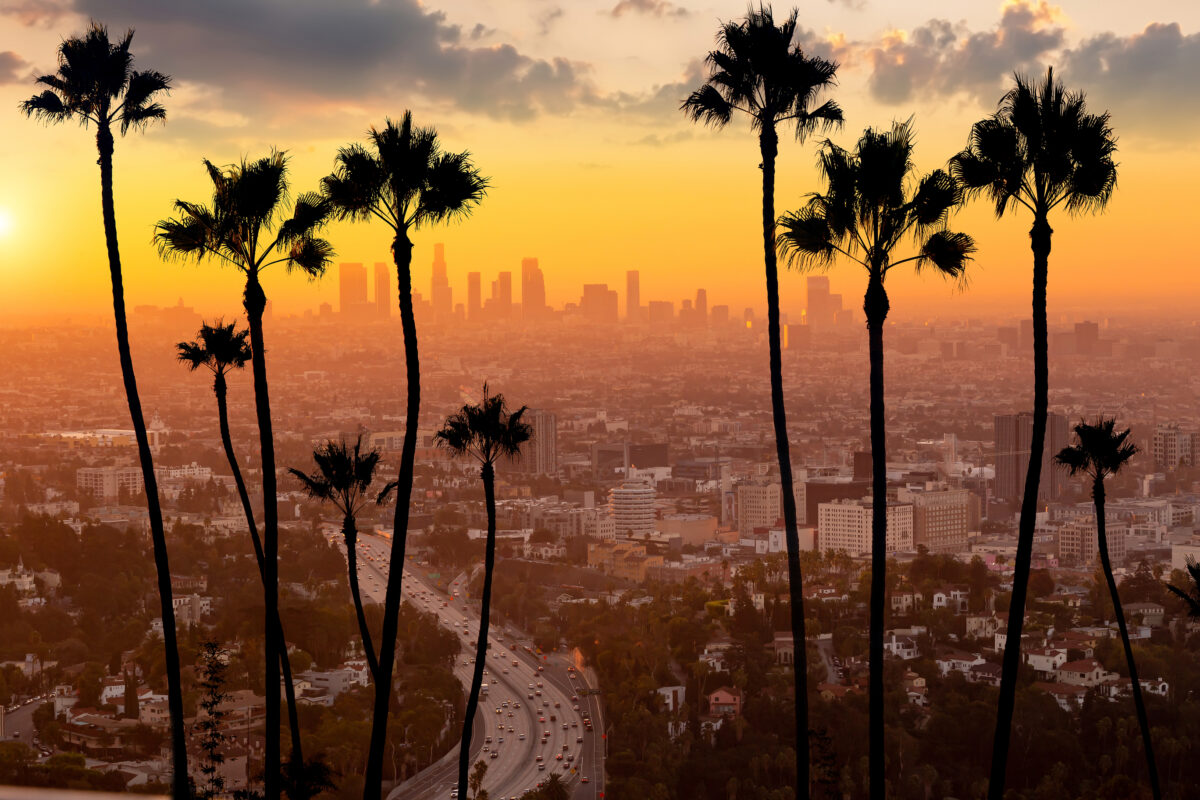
[345,533,603,800]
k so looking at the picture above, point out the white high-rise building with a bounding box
[1057,518,1128,566]
[737,480,781,534]
[817,498,914,556]
[897,485,970,553]
[1152,424,1195,470]
[610,481,656,538]
[528,409,557,476]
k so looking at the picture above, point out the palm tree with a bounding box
[950,68,1117,800]
[1167,561,1200,616]
[777,119,974,799]
[177,321,306,775]
[434,385,531,800]
[322,112,487,798]
[289,437,393,682]
[155,154,332,800]
[681,8,842,792]
[19,24,188,797]
[1056,419,1160,799]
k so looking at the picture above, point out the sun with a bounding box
[0,209,12,238]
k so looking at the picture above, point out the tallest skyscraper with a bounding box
[522,257,547,321]
[430,243,452,319]
[626,270,640,321]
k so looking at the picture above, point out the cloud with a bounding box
[0,0,73,27]
[609,0,689,19]
[19,0,600,123]
[0,50,29,84]
[859,0,1065,105]
[537,7,563,36]
[1060,22,1200,137]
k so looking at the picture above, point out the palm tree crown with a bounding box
[435,385,532,469]
[681,4,842,137]
[154,151,333,283]
[289,437,392,520]
[177,321,251,381]
[778,119,975,284]
[1168,561,1200,617]
[1054,417,1138,483]
[20,22,170,135]
[949,67,1117,219]
[321,111,488,234]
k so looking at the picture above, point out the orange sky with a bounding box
[2,0,1199,325]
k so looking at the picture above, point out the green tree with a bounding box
[435,385,531,799]
[322,111,487,799]
[19,24,188,797]
[469,758,489,800]
[289,436,392,681]
[1056,419,1159,799]
[179,321,305,769]
[950,69,1117,800]
[681,9,842,793]
[778,118,973,798]
[155,152,333,800]
[193,641,228,800]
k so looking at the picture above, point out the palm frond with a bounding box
[777,208,838,271]
[915,230,975,284]
[19,89,71,124]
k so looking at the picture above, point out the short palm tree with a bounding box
[177,321,305,772]
[155,153,332,800]
[777,119,974,799]
[681,8,841,792]
[289,437,392,682]
[951,69,1117,800]
[322,111,487,798]
[435,385,531,800]
[1056,419,1160,799]
[20,24,188,797]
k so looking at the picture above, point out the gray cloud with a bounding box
[0,0,72,26]
[610,0,689,19]
[14,0,599,122]
[537,7,564,36]
[0,50,28,84]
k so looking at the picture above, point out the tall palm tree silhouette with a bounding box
[681,8,841,792]
[1056,419,1160,799]
[778,119,974,799]
[289,437,393,683]
[322,111,488,798]
[950,68,1117,800]
[435,385,532,800]
[177,321,306,775]
[155,154,332,800]
[19,24,188,797]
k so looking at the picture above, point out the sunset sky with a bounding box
[2,0,1199,324]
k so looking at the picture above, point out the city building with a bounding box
[1056,518,1128,567]
[817,498,915,556]
[527,409,557,476]
[609,481,656,538]
[373,262,390,318]
[1152,423,1196,469]
[626,270,640,321]
[993,411,1069,503]
[648,300,674,325]
[338,262,371,319]
[737,479,781,535]
[581,284,619,323]
[430,243,452,319]
[897,484,970,553]
[76,466,143,499]
[467,271,482,321]
[522,258,547,321]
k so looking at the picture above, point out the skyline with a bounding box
[3,0,1200,321]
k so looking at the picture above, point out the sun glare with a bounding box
[0,209,12,238]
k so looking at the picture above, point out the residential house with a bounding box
[1025,647,1069,679]
[968,662,1003,687]
[935,647,986,677]
[1035,680,1087,712]
[707,686,742,717]
[1056,659,1116,688]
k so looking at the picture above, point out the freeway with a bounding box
[347,532,605,800]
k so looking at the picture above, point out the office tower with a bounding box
[695,288,708,325]
[648,300,674,325]
[528,409,558,476]
[818,498,914,556]
[489,271,513,319]
[798,477,870,525]
[581,284,618,323]
[338,262,369,318]
[897,485,970,553]
[680,299,694,325]
[806,275,832,326]
[1057,518,1127,566]
[374,262,390,318]
[626,270,640,321]
[993,411,1069,503]
[522,258,547,321]
[610,481,656,538]
[431,243,452,319]
[737,479,781,534]
[710,305,730,326]
[1153,424,1196,469]
[467,272,482,322]
[1074,320,1099,356]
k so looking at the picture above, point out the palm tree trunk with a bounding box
[458,462,498,798]
[988,215,1051,800]
[1094,479,1162,799]
[364,233,420,798]
[244,275,281,800]
[865,276,889,800]
[215,375,305,769]
[759,126,810,799]
[96,123,189,799]
[344,514,380,681]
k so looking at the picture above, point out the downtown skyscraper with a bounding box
[522,258,547,321]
